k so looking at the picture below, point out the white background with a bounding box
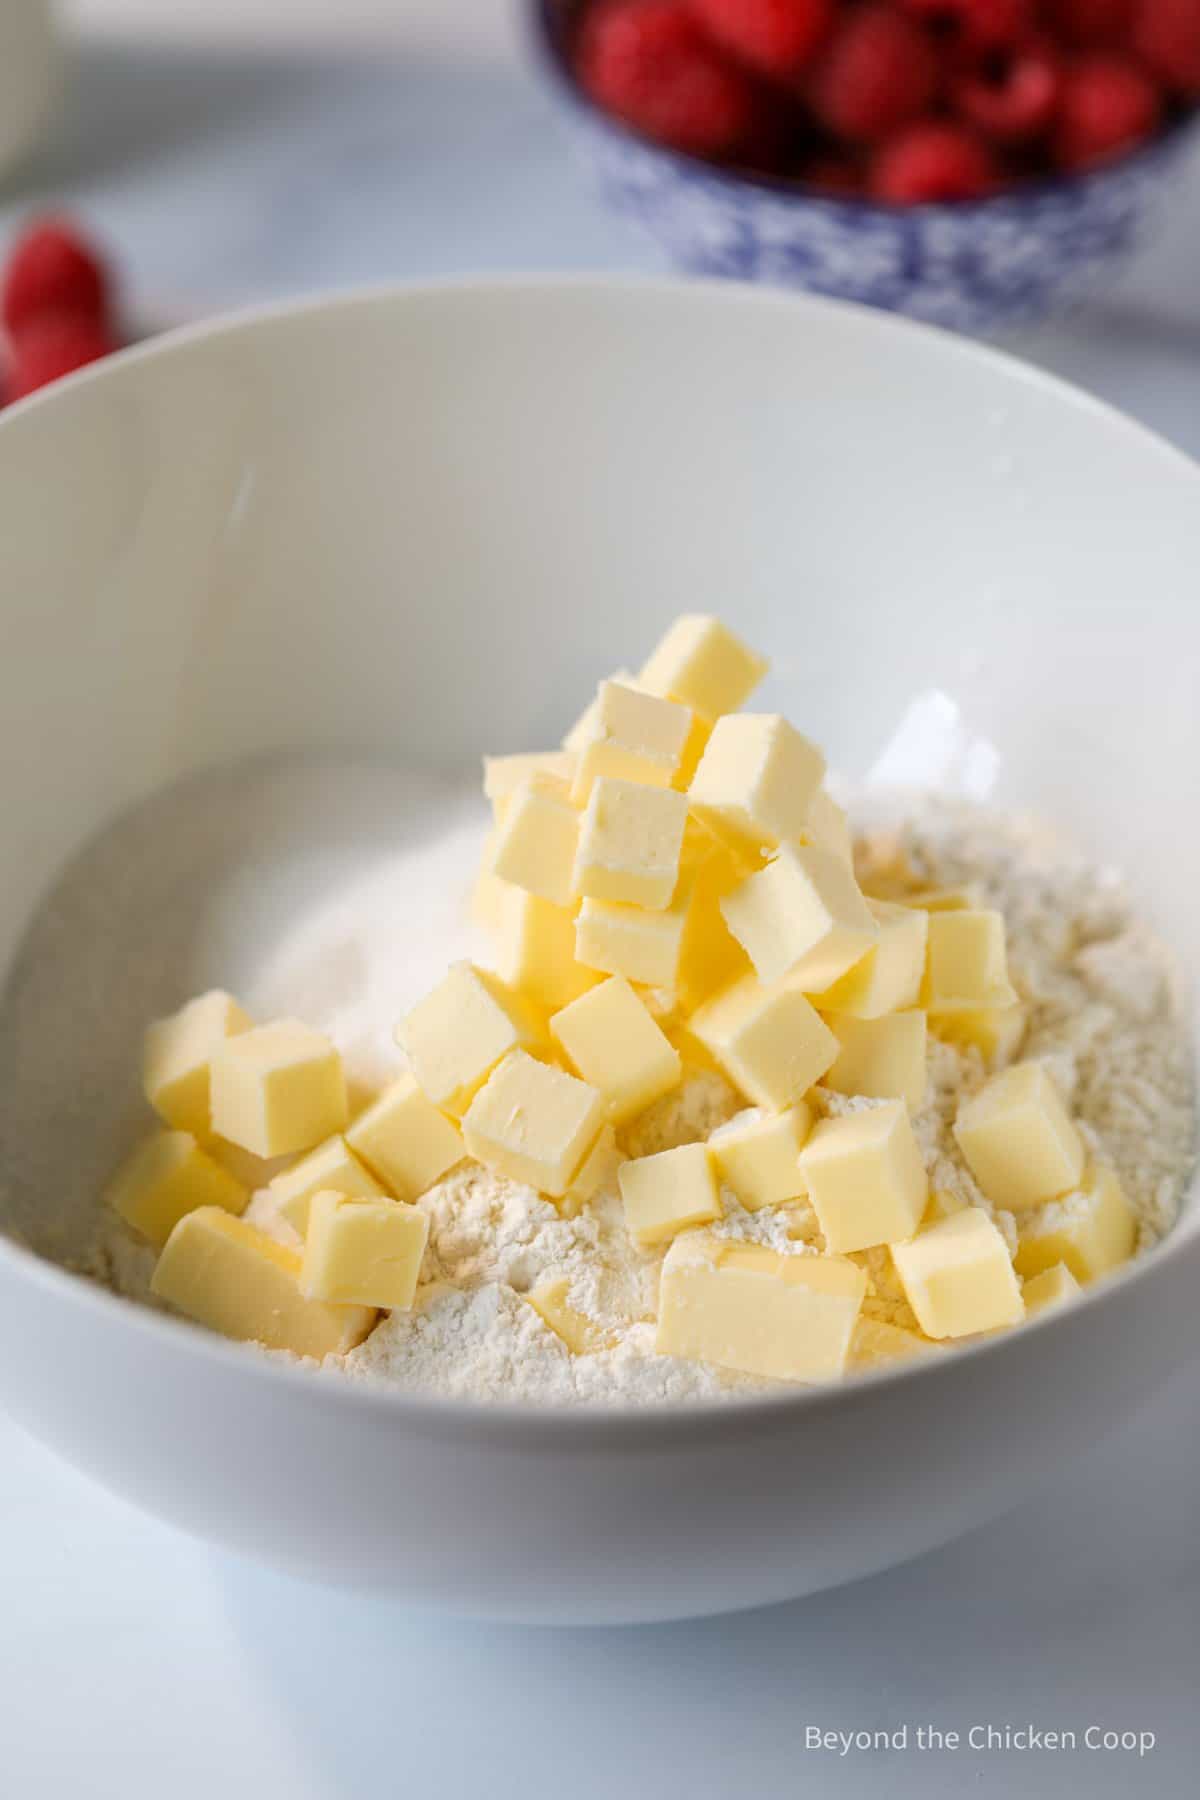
[3,4,1199,1795]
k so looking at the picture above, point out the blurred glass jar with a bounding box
[0,0,60,180]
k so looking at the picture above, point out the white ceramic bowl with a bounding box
[0,279,1196,1625]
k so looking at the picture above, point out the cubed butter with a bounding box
[688,714,825,856]
[269,1134,386,1235]
[922,909,1017,1013]
[1021,1262,1082,1317]
[526,1276,616,1354]
[151,1206,374,1355]
[1013,1164,1136,1283]
[931,1003,1027,1065]
[799,1101,928,1253]
[674,836,751,1011]
[142,989,253,1137]
[891,1207,1024,1338]
[483,751,576,816]
[801,786,853,864]
[573,776,688,910]
[818,899,928,1017]
[709,1103,812,1210]
[494,886,599,1012]
[720,843,878,990]
[561,667,634,752]
[656,1236,866,1382]
[345,1074,464,1202]
[849,1315,942,1370]
[209,1020,348,1159]
[559,1123,624,1217]
[638,614,767,720]
[823,1010,928,1109]
[550,976,681,1125]
[953,1060,1085,1211]
[490,776,579,908]
[689,972,838,1111]
[575,890,691,989]
[618,1142,721,1248]
[301,1190,429,1311]
[398,962,542,1116]
[571,680,692,802]
[462,1048,604,1198]
[108,1129,248,1247]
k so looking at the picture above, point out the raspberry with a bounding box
[8,308,117,400]
[808,7,938,143]
[2,217,109,338]
[1052,53,1161,170]
[869,121,999,200]
[689,0,833,78]
[1045,0,1131,44]
[1130,0,1200,98]
[804,153,865,193]
[953,42,1062,143]
[899,0,1033,51]
[577,0,757,156]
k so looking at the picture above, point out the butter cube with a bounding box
[689,972,838,1111]
[688,714,825,856]
[1013,1164,1136,1284]
[571,680,692,802]
[618,1142,721,1247]
[823,1011,928,1109]
[143,989,254,1137]
[850,1315,942,1370]
[801,787,853,863]
[657,1236,866,1382]
[550,976,681,1125]
[483,750,576,816]
[152,1206,374,1355]
[269,1134,386,1235]
[891,1207,1024,1338]
[1021,1262,1082,1318]
[953,1061,1085,1211]
[210,1020,348,1159]
[398,962,542,1116]
[576,892,691,989]
[493,885,599,1012]
[527,1276,616,1354]
[462,1048,604,1198]
[818,900,928,1017]
[490,776,579,908]
[345,1074,464,1201]
[108,1129,248,1247]
[560,1123,624,1217]
[562,667,633,752]
[922,909,1017,1012]
[301,1190,429,1311]
[720,843,877,990]
[931,1003,1027,1065]
[674,836,751,1010]
[710,1103,812,1210]
[638,614,767,720]
[799,1102,928,1254]
[573,776,688,910]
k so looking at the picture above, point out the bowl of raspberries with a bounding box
[533,0,1200,330]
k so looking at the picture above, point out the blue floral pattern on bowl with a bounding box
[532,1,1198,335]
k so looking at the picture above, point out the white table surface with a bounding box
[3,5,1199,1795]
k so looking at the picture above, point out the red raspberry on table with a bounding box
[899,0,1033,51]
[1130,0,1200,98]
[869,121,999,200]
[1052,53,1162,170]
[808,6,938,143]
[689,0,834,78]
[1044,0,1131,45]
[1,216,109,338]
[804,153,866,194]
[7,308,118,400]
[953,41,1062,143]
[576,0,757,156]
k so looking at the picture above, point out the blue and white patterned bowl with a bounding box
[531,0,1198,335]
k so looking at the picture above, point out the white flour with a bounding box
[89,790,1195,1408]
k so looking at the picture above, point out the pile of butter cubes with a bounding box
[108,614,1136,1383]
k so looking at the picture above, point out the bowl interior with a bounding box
[0,279,1196,1266]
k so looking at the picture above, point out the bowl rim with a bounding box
[528,0,1200,216]
[0,270,1196,1444]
